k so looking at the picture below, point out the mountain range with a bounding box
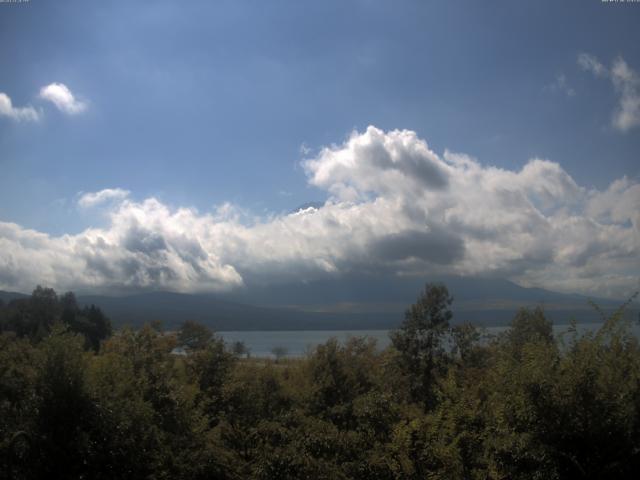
[2,275,637,331]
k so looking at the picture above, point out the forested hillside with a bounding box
[1,284,639,479]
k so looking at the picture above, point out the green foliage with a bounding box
[0,287,111,350]
[0,333,39,480]
[1,284,640,479]
[185,334,236,422]
[306,337,379,427]
[503,306,554,355]
[31,325,96,478]
[177,320,214,351]
[390,283,453,409]
[451,321,485,366]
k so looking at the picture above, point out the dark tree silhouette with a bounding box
[391,282,453,409]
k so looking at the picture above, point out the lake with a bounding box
[218,322,640,358]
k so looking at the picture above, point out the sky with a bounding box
[0,0,639,299]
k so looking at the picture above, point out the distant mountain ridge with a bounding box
[2,276,635,331]
[225,275,611,309]
[0,290,28,304]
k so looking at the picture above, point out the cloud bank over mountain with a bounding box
[0,126,638,298]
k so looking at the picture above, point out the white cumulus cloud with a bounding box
[39,83,87,115]
[78,188,130,208]
[0,126,638,298]
[0,92,41,122]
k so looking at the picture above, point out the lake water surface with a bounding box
[218,322,640,358]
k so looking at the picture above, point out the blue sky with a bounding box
[0,0,639,298]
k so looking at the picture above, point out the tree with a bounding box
[391,283,453,409]
[0,333,39,479]
[31,325,96,478]
[77,305,112,351]
[451,322,482,364]
[59,291,79,314]
[306,337,380,429]
[271,346,288,362]
[231,340,250,358]
[1,288,111,350]
[177,320,213,351]
[59,292,111,351]
[186,336,235,420]
[7,286,60,340]
[503,306,553,356]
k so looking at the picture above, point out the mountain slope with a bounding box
[3,276,634,331]
[77,291,395,330]
[0,290,28,304]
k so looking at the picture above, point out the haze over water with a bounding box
[218,321,640,358]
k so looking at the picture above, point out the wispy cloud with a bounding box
[579,53,640,132]
[299,143,312,156]
[1,126,638,298]
[577,53,607,77]
[39,83,88,115]
[0,92,41,122]
[78,188,130,208]
[610,57,640,132]
[546,73,575,97]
